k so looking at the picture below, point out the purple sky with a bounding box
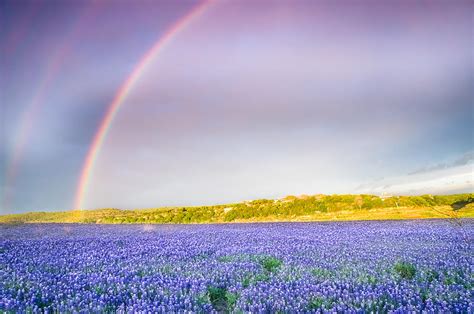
[1,0,472,213]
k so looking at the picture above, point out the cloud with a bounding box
[408,151,473,175]
[356,162,473,196]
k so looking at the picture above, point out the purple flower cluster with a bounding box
[0,220,472,313]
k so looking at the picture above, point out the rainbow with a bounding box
[73,0,213,209]
[2,3,101,210]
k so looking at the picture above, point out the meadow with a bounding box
[0,220,472,312]
[0,194,473,224]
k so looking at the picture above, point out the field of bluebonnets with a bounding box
[0,220,472,313]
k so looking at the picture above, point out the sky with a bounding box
[1,0,472,214]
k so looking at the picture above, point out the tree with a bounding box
[355,195,363,210]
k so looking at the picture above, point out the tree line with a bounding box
[1,193,472,224]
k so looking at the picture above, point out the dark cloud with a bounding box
[409,152,474,175]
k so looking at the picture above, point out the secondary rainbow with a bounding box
[74,0,213,209]
[2,4,100,210]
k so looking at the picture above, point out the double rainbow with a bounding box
[2,3,101,210]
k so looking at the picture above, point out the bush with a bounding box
[394,261,416,280]
[260,256,283,273]
[426,269,439,283]
[207,286,237,312]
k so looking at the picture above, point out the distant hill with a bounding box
[1,194,473,224]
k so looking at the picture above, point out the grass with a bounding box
[207,286,238,312]
[259,256,283,273]
[0,194,472,224]
[1,205,471,224]
[232,206,474,223]
[394,261,416,280]
[308,296,335,310]
[217,254,282,287]
[311,267,333,280]
[425,269,439,283]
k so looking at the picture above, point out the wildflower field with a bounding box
[0,220,472,313]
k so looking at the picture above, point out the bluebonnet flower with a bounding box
[0,220,472,312]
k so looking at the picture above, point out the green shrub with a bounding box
[242,276,251,288]
[394,261,416,280]
[260,256,283,273]
[207,286,238,312]
[225,291,238,309]
[426,269,439,283]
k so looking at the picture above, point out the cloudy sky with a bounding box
[1,0,472,214]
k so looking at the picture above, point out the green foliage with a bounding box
[311,267,333,280]
[442,270,465,286]
[242,276,251,288]
[1,193,473,224]
[424,269,439,283]
[218,255,234,263]
[308,296,335,310]
[242,272,270,287]
[394,262,416,280]
[207,286,238,312]
[450,197,474,210]
[195,292,209,306]
[217,253,251,263]
[259,256,283,273]
[225,291,238,309]
[357,273,378,285]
